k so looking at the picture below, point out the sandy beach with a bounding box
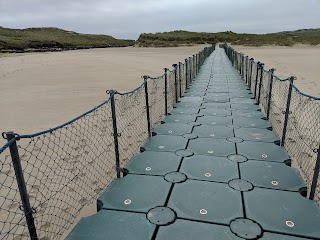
[0,45,208,145]
[231,45,320,98]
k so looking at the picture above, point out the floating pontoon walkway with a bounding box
[67,48,320,240]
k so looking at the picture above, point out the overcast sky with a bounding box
[0,0,319,39]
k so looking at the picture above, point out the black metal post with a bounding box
[189,57,192,83]
[185,59,188,88]
[193,55,196,79]
[173,64,178,102]
[178,62,182,97]
[310,146,320,200]
[281,76,295,146]
[257,63,264,105]
[249,58,254,90]
[164,68,168,115]
[266,68,275,120]
[6,132,39,240]
[143,76,152,137]
[245,56,249,83]
[109,90,121,178]
[254,62,260,98]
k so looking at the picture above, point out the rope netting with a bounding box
[223,44,320,204]
[0,45,215,239]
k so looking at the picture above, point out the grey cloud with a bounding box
[0,0,319,39]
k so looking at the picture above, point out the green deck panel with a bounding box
[230,98,256,104]
[237,141,291,164]
[201,102,231,109]
[187,138,236,156]
[179,155,239,183]
[203,96,230,103]
[196,115,233,125]
[164,113,197,123]
[178,96,203,103]
[232,110,265,118]
[240,161,306,193]
[66,210,156,240]
[233,117,271,129]
[192,125,234,138]
[167,180,243,224]
[199,108,232,116]
[125,151,182,176]
[171,108,200,114]
[174,102,202,108]
[231,103,260,111]
[244,188,320,239]
[261,232,315,239]
[235,128,279,142]
[153,123,193,136]
[97,175,171,212]
[142,135,188,152]
[156,219,242,240]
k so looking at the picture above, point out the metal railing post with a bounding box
[143,76,152,137]
[185,59,188,88]
[310,145,320,200]
[109,90,121,178]
[172,64,178,102]
[5,132,39,240]
[189,57,192,83]
[245,56,249,83]
[164,68,168,115]
[266,68,275,120]
[178,62,182,97]
[257,63,264,105]
[193,55,196,79]
[281,76,295,147]
[254,62,261,98]
[249,58,254,90]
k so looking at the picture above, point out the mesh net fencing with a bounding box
[0,45,215,240]
[223,44,320,204]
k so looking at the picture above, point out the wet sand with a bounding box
[231,45,320,98]
[0,45,207,145]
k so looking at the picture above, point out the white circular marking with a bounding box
[200,209,208,215]
[248,115,252,118]
[262,154,268,158]
[124,199,131,205]
[208,150,214,154]
[159,146,165,149]
[205,173,211,177]
[212,113,217,115]
[146,167,151,171]
[245,107,249,110]
[271,180,278,186]
[210,134,215,137]
[175,120,180,122]
[180,112,184,114]
[168,130,173,133]
[255,137,261,140]
[251,124,256,126]
[212,122,216,125]
[286,221,294,228]
[191,95,194,97]
[240,96,244,98]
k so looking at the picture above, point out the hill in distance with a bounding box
[137,28,320,47]
[0,27,135,52]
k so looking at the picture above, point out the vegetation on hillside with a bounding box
[0,27,135,52]
[137,29,320,47]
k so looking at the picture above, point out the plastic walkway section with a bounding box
[66,48,320,240]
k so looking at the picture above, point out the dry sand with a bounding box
[0,45,207,145]
[231,44,320,98]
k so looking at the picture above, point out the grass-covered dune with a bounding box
[137,29,320,47]
[0,27,135,52]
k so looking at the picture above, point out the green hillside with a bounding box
[0,27,135,52]
[137,29,320,47]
